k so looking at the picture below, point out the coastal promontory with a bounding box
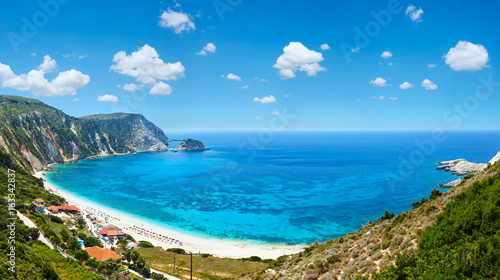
[174,138,210,151]
[0,95,208,172]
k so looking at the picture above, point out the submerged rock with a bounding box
[174,138,210,151]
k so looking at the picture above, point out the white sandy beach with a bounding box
[34,171,304,259]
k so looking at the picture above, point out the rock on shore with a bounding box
[439,178,462,188]
[436,159,486,176]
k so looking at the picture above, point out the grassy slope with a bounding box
[135,247,268,280]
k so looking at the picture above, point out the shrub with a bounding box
[140,267,151,278]
[166,248,186,254]
[138,240,154,248]
[429,189,442,200]
[380,210,395,221]
[248,256,261,262]
[50,215,64,224]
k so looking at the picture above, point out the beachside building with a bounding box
[33,199,45,213]
[46,205,81,215]
[47,206,59,214]
[98,227,126,239]
[85,246,122,262]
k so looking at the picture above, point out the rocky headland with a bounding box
[174,138,210,151]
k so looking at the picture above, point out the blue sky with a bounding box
[0,0,499,132]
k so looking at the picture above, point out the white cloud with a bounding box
[97,94,118,102]
[72,98,79,102]
[381,51,393,58]
[369,77,389,87]
[122,83,138,92]
[387,62,394,66]
[0,57,89,97]
[352,46,360,53]
[63,53,88,60]
[428,64,436,68]
[260,78,268,82]
[204,43,216,53]
[389,97,398,101]
[149,81,172,95]
[241,85,249,89]
[31,53,37,57]
[421,79,438,90]
[320,44,331,50]
[226,73,242,81]
[405,5,423,23]
[197,42,216,56]
[159,9,195,34]
[38,55,58,73]
[254,95,276,104]
[111,44,185,85]
[284,94,290,98]
[274,42,326,79]
[445,41,489,71]
[399,82,414,89]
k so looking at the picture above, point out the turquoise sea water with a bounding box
[45,131,500,244]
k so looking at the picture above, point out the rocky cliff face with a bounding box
[174,138,210,151]
[0,95,169,172]
[82,113,169,152]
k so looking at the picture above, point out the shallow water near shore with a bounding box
[45,131,500,244]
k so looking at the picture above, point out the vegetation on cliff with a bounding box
[0,95,170,171]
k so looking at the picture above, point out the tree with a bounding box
[60,227,70,242]
[124,249,132,263]
[28,227,40,240]
[141,266,151,278]
[84,236,100,247]
[136,256,146,270]
[117,239,128,251]
[76,216,85,229]
[87,258,100,269]
[131,250,140,264]
[50,235,62,246]
[104,258,118,274]
[74,250,89,262]
[67,236,80,251]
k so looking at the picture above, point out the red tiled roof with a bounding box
[58,206,80,211]
[85,246,121,262]
[103,226,119,230]
[99,230,108,235]
[47,206,59,212]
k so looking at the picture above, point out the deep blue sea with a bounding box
[45,131,500,244]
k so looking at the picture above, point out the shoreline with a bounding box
[35,171,305,259]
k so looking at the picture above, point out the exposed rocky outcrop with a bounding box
[82,113,170,152]
[174,138,210,151]
[436,159,486,175]
[439,178,462,188]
